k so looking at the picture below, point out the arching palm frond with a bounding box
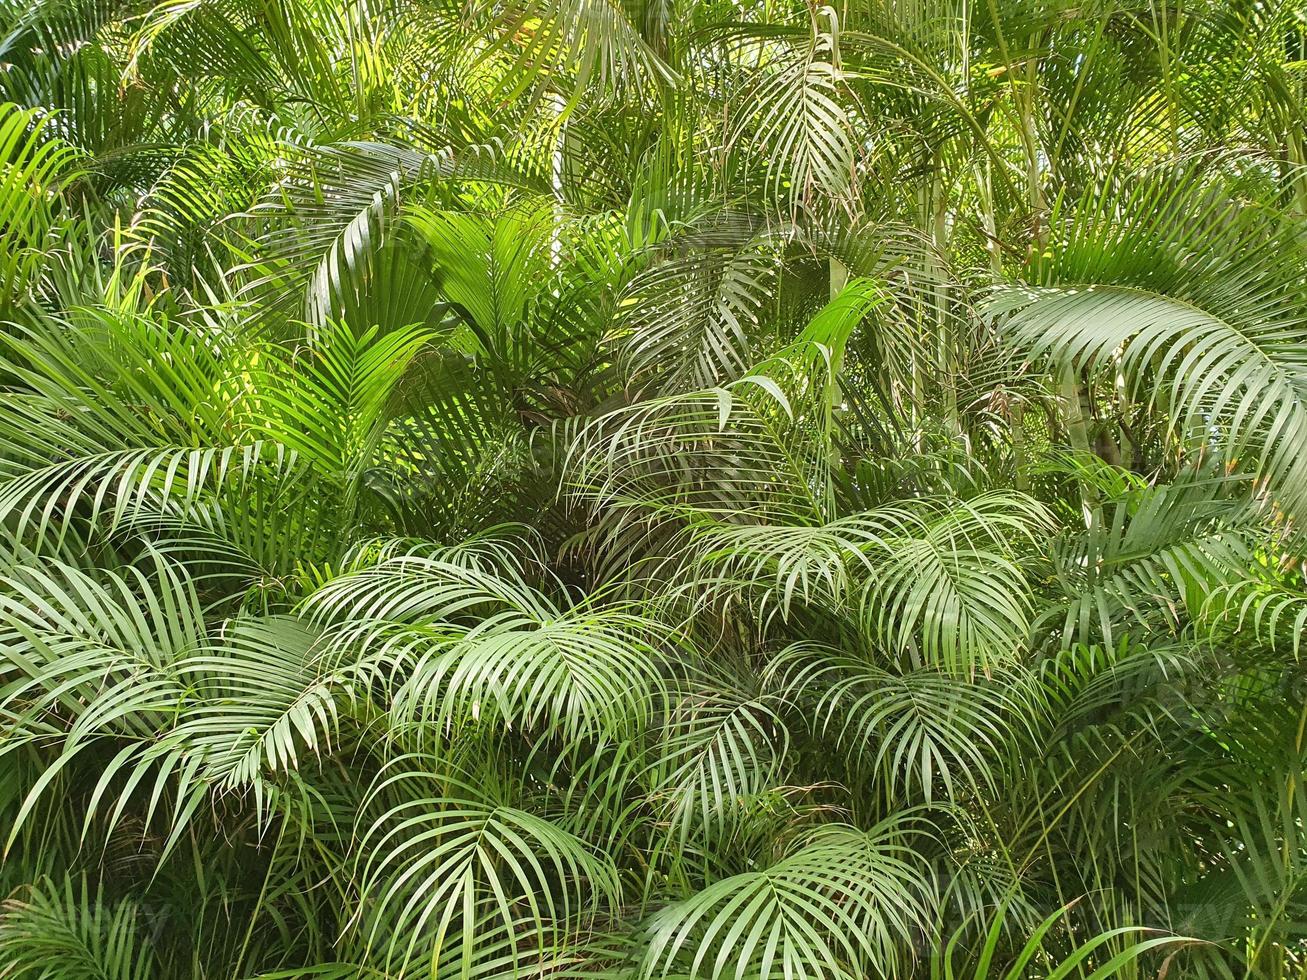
[148,615,347,793]
[769,642,1020,803]
[0,558,199,755]
[0,876,154,980]
[992,171,1307,520]
[1040,474,1262,647]
[123,126,278,285]
[616,226,780,394]
[304,545,671,744]
[1209,575,1307,659]
[645,681,790,844]
[673,510,899,620]
[0,556,368,856]
[373,353,529,539]
[240,139,547,323]
[386,605,673,745]
[568,278,887,526]
[488,0,674,99]
[250,319,433,487]
[0,102,81,312]
[302,547,557,635]
[729,8,859,211]
[3,0,1303,975]
[642,813,939,980]
[353,763,621,977]
[998,280,1307,517]
[405,205,553,361]
[0,306,282,551]
[856,493,1051,675]
[566,378,829,524]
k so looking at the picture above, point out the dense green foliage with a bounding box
[2,0,1307,975]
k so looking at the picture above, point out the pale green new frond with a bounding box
[405,205,553,359]
[250,319,433,483]
[0,103,81,311]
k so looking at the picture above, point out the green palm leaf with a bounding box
[642,814,938,980]
[0,876,154,980]
[354,764,621,977]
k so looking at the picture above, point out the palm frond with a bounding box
[770,643,1019,803]
[992,170,1307,519]
[645,680,790,843]
[0,103,81,311]
[856,493,1051,675]
[0,876,154,980]
[642,813,939,980]
[353,763,621,976]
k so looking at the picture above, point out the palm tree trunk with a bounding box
[1061,365,1098,526]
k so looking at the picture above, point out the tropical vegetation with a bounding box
[1,0,1306,975]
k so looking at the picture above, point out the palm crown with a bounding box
[1,0,1306,976]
